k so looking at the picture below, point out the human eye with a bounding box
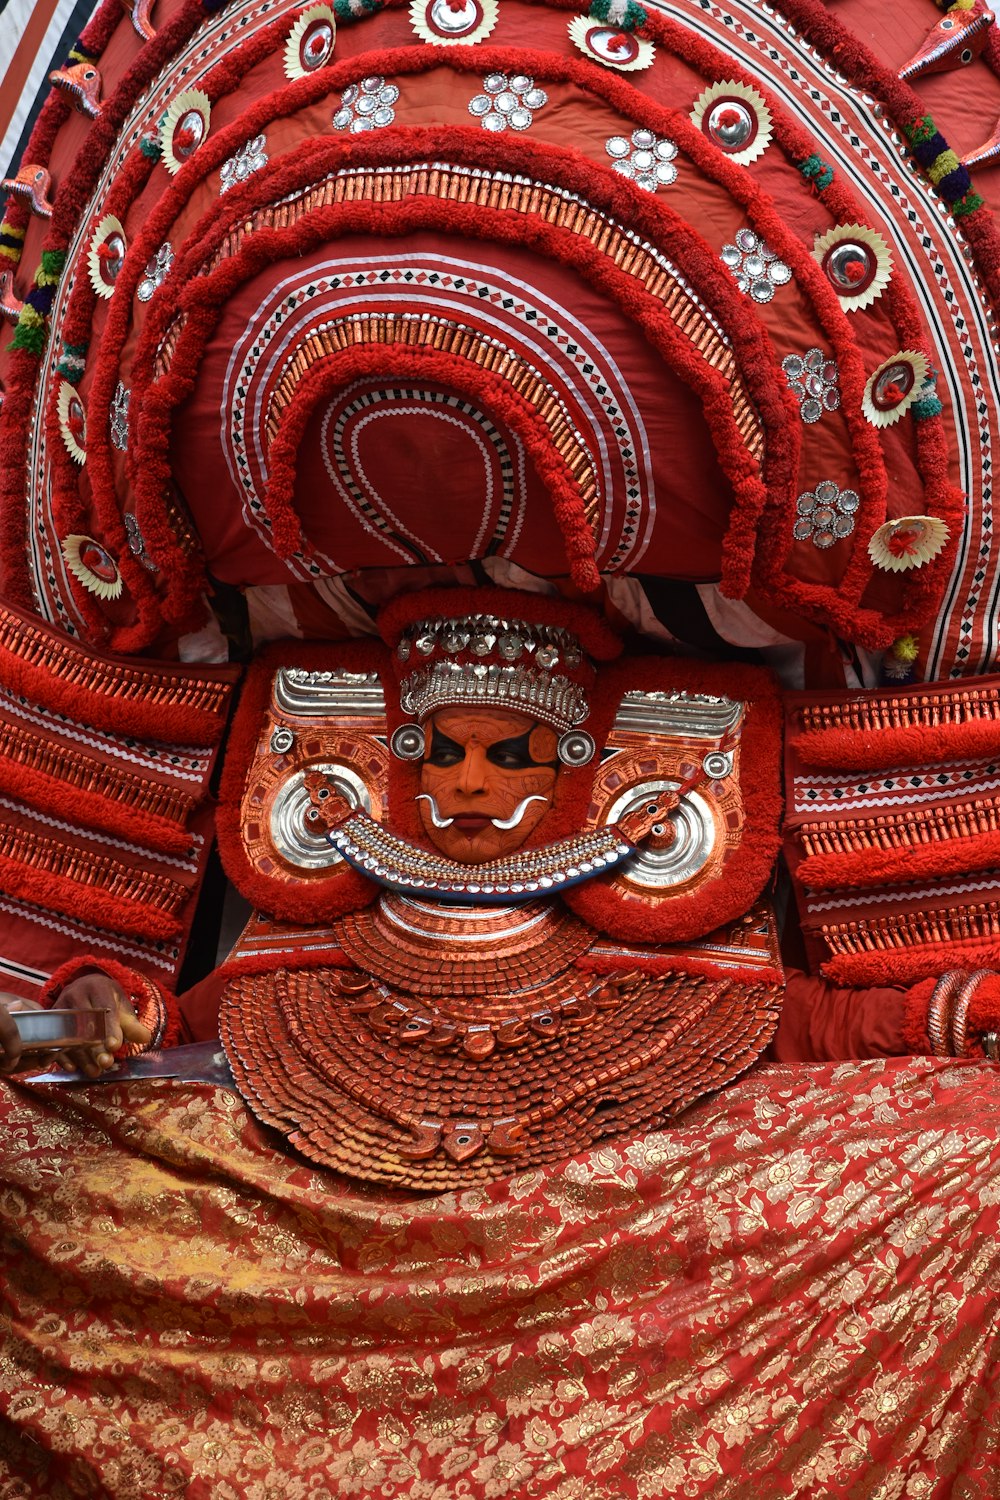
[426,728,464,766]
[487,734,533,770]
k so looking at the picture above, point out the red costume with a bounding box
[2,0,1000,1492]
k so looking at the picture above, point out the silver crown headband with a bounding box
[395,614,584,670]
[390,616,596,766]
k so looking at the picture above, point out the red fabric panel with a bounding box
[771,968,907,1061]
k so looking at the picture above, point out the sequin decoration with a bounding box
[220,135,268,193]
[792,481,860,549]
[110,383,130,452]
[124,512,158,572]
[137,242,174,303]
[468,73,548,132]
[782,349,840,423]
[720,228,792,302]
[332,76,399,132]
[604,130,678,190]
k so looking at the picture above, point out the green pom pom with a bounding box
[904,115,937,146]
[36,250,66,287]
[140,134,162,160]
[911,395,943,420]
[588,0,647,29]
[333,0,384,20]
[56,340,88,384]
[11,315,47,354]
[952,187,984,219]
[797,154,834,191]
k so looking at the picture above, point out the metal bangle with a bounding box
[949,969,993,1058]
[926,970,965,1057]
[982,1032,1000,1063]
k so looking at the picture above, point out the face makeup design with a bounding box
[417,707,558,863]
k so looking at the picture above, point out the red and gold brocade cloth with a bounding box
[2,1059,1000,1498]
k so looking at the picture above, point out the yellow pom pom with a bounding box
[891,633,920,664]
[928,150,960,185]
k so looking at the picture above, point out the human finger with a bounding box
[0,1004,23,1075]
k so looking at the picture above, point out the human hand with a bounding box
[56,971,153,1076]
[0,993,45,1075]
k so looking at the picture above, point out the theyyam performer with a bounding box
[1,0,1000,1493]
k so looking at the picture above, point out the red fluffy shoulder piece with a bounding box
[562,657,784,945]
[216,639,390,923]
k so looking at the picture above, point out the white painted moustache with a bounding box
[415,793,548,830]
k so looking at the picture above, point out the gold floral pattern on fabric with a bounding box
[2,1059,1000,1496]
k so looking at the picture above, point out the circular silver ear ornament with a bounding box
[391,723,426,760]
[605,780,715,888]
[703,750,734,780]
[270,726,295,754]
[269,763,371,869]
[557,730,596,766]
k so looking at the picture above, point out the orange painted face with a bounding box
[418,706,559,864]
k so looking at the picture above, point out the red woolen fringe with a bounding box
[0,757,195,857]
[0,0,209,627]
[42,150,161,640]
[0,352,48,609]
[771,0,1000,312]
[0,600,238,746]
[259,343,603,591]
[91,58,805,632]
[121,139,788,612]
[824,942,1000,989]
[0,640,234,747]
[792,719,1000,773]
[0,855,181,942]
[5,4,959,648]
[798,830,1000,893]
[563,658,784,945]
[520,0,956,642]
